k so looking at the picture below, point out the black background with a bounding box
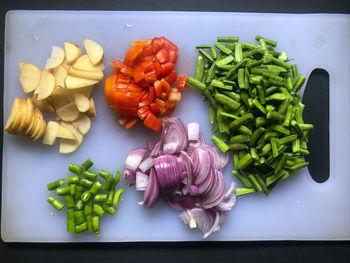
[1,0,350,262]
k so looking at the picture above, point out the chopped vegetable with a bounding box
[123,118,237,238]
[187,36,313,195]
[105,37,186,132]
[46,158,124,235]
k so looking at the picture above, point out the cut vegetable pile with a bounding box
[123,118,237,238]
[105,37,187,132]
[186,36,313,196]
[47,159,124,234]
[5,39,104,153]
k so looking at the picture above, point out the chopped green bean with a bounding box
[195,55,205,81]
[64,196,75,209]
[92,216,100,235]
[67,176,79,185]
[81,158,94,171]
[113,189,125,206]
[83,170,98,181]
[93,204,105,217]
[217,36,239,42]
[211,135,229,152]
[48,196,64,210]
[47,179,66,191]
[69,163,83,175]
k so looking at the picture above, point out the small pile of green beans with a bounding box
[47,158,124,234]
[187,35,313,196]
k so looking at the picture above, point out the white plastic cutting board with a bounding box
[2,11,350,242]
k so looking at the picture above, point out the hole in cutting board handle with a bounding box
[303,68,329,183]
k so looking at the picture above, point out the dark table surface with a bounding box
[1,0,350,262]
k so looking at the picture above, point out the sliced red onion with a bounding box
[143,168,161,208]
[217,183,237,211]
[123,168,136,181]
[213,145,229,170]
[187,122,199,141]
[124,148,147,172]
[154,155,183,192]
[189,185,200,196]
[163,118,188,154]
[139,156,154,173]
[136,171,149,191]
[124,117,237,238]
[203,211,220,239]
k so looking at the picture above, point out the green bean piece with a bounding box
[69,163,83,175]
[81,158,94,171]
[64,196,75,209]
[261,143,271,156]
[267,111,284,123]
[215,55,234,67]
[106,187,115,206]
[67,208,75,233]
[115,170,121,185]
[256,117,269,128]
[86,215,93,232]
[217,36,239,42]
[98,169,113,180]
[195,55,205,81]
[90,181,103,195]
[67,175,79,185]
[215,93,240,111]
[56,186,71,196]
[298,123,314,131]
[75,222,88,233]
[81,191,92,202]
[79,178,94,189]
[236,187,256,196]
[238,153,253,170]
[83,170,98,181]
[74,210,85,225]
[70,184,76,196]
[211,135,229,153]
[94,193,108,204]
[226,58,248,78]
[258,38,268,55]
[232,170,252,187]
[237,68,246,89]
[102,176,115,191]
[243,47,263,58]
[93,204,105,217]
[229,113,253,130]
[113,189,125,206]
[75,185,84,200]
[47,196,64,211]
[209,104,216,125]
[291,64,298,78]
[84,200,93,216]
[252,98,266,114]
[92,216,100,235]
[187,76,206,91]
[195,45,212,49]
[209,47,217,59]
[75,200,84,210]
[199,49,214,62]
[271,124,291,135]
[214,42,232,55]
[271,137,279,158]
[278,134,298,145]
[255,174,268,193]
[235,44,243,63]
[103,204,117,216]
[249,127,265,147]
[206,63,217,83]
[220,112,239,120]
[270,57,291,70]
[289,162,309,170]
[275,153,288,174]
[47,179,66,191]
[229,143,248,151]
[239,125,252,135]
[293,75,306,92]
[203,89,217,106]
[292,139,301,153]
[248,174,262,192]
[266,171,284,186]
[230,134,250,143]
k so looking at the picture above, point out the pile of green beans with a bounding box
[188,36,313,196]
[47,158,124,235]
